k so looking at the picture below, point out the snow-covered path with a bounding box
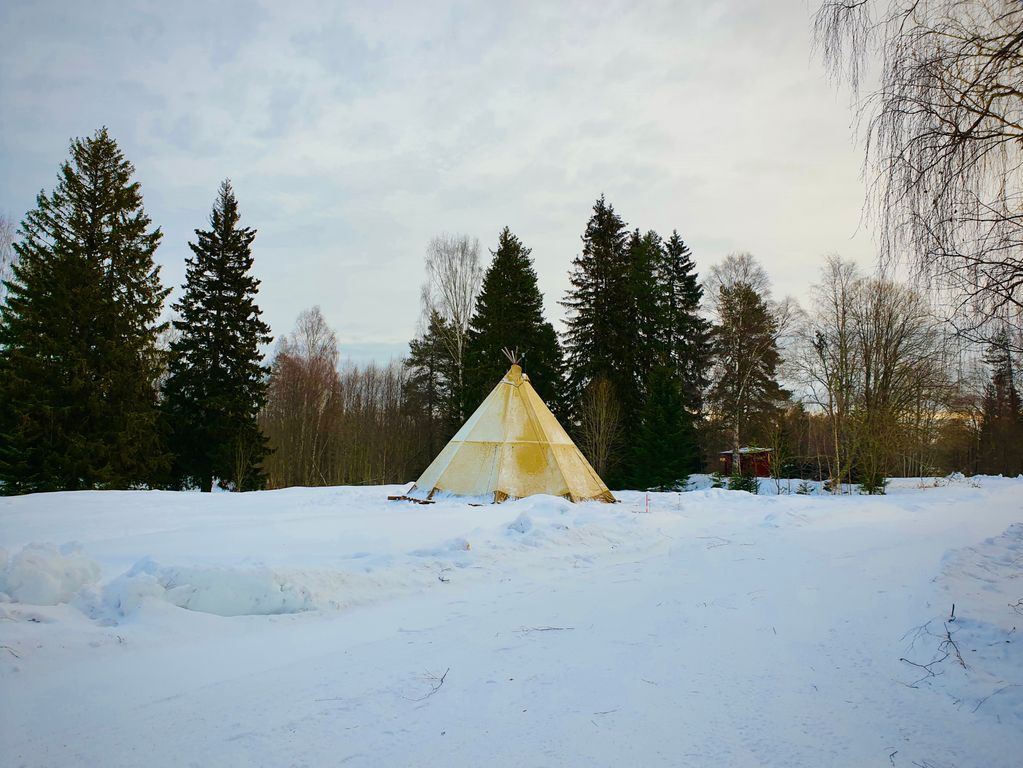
[2,479,1021,767]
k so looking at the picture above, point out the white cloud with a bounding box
[0,0,875,361]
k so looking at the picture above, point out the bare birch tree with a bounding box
[421,234,483,420]
[796,256,863,489]
[813,0,1023,348]
[260,307,341,487]
[261,308,423,488]
[0,213,15,305]
[796,259,954,490]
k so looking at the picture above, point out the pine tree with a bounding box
[403,310,460,470]
[629,365,696,490]
[707,282,786,469]
[464,227,564,414]
[978,332,1023,476]
[0,128,168,494]
[162,180,272,491]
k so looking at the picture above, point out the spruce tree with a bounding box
[605,229,668,486]
[660,231,712,415]
[624,229,665,403]
[561,196,634,483]
[978,333,1023,475]
[619,229,710,486]
[629,365,696,490]
[403,310,460,469]
[464,227,564,413]
[0,128,168,494]
[162,180,272,491]
[561,196,631,401]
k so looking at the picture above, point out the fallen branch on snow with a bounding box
[403,668,450,702]
[971,683,1021,713]
[941,622,967,669]
[899,654,948,688]
[899,621,968,687]
[518,626,574,634]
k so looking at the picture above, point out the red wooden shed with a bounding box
[719,447,772,477]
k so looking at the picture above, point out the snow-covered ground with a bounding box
[1,476,1020,767]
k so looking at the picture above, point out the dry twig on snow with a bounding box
[517,626,574,634]
[403,668,450,702]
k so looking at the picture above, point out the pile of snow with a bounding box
[507,511,533,534]
[0,542,100,605]
[102,558,319,617]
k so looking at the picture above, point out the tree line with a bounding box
[1,129,1021,496]
[0,130,270,493]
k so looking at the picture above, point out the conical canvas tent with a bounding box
[408,364,615,503]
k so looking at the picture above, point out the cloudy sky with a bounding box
[0,0,874,365]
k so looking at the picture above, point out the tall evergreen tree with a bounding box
[707,281,786,467]
[659,231,712,415]
[615,229,711,486]
[978,332,1023,476]
[624,229,665,401]
[561,196,632,400]
[630,365,697,490]
[403,310,460,470]
[561,196,634,482]
[162,180,271,491]
[0,128,168,494]
[464,227,564,413]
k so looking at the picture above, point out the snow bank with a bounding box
[0,542,100,605]
[103,558,320,616]
[924,522,1023,723]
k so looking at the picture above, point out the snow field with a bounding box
[0,476,1020,767]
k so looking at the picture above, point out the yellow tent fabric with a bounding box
[409,364,615,503]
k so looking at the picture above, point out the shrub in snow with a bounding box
[0,543,101,605]
[859,473,888,495]
[728,473,759,494]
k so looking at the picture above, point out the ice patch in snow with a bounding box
[0,542,101,605]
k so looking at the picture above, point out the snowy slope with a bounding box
[1,477,1020,767]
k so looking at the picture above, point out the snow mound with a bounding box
[914,523,1023,724]
[0,542,101,605]
[507,512,533,534]
[409,537,472,558]
[104,558,317,617]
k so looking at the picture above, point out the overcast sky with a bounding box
[0,0,874,365]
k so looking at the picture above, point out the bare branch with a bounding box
[402,668,450,702]
[813,1,1023,347]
